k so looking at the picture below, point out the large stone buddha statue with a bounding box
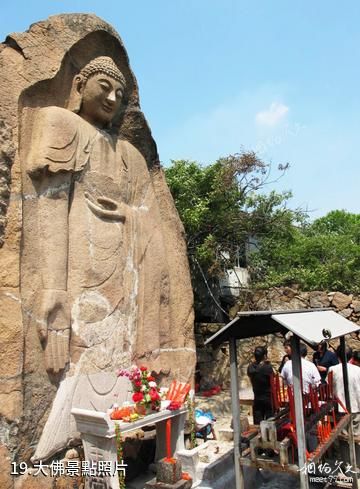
[28,57,173,376]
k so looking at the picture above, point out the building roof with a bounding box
[204,308,360,348]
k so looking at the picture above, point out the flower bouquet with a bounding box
[117,365,161,414]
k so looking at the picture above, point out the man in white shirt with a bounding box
[281,343,321,393]
[327,347,360,437]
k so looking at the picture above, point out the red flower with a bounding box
[150,388,160,402]
[168,401,181,411]
[147,376,155,382]
[134,380,142,388]
[132,391,144,403]
[140,366,147,372]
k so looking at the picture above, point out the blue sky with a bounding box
[2,1,359,219]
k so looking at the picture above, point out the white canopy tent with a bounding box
[205,309,359,489]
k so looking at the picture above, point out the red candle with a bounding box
[166,419,172,459]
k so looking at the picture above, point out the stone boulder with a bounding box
[308,290,330,308]
[331,291,352,310]
[0,13,195,475]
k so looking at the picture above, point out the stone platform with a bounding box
[144,478,192,489]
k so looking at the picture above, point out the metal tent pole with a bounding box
[229,336,245,489]
[291,335,309,489]
[340,336,359,489]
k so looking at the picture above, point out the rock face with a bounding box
[0,13,195,477]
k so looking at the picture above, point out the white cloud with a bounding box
[255,102,289,126]
[158,88,291,164]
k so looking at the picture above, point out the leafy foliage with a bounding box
[165,153,304,275]
[250,210,360,293]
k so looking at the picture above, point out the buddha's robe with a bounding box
[27,106,171,373]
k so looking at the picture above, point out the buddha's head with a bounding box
[68,56,126,128]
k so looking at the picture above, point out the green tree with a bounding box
[165,153,305,276]
[250,210,360,293]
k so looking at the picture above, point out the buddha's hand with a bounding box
[84,192,126,221]
[37,289,70,374]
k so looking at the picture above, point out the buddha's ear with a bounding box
[66,75,85,113]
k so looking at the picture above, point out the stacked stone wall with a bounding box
[196,288,360,391]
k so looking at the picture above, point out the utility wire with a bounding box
[193,256,230,319]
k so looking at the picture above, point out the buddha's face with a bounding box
[77,73,124,128]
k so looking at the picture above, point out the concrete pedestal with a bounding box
[156,457,182,484]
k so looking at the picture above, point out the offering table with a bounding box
[71,406,187,489]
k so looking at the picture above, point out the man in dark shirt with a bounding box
[313,341,338,384]
[247,346,274,424]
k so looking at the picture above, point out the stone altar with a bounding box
[0,14,195,483]
[71,405,188,489]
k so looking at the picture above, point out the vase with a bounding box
[135,403,152,416]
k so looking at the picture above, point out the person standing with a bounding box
[281,343,321,393]
[327,346,360,436]
[247,346,274,424]
[279,339,292,373]
[313,342,338,384]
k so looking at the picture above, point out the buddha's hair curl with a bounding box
[80,56,126,88]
